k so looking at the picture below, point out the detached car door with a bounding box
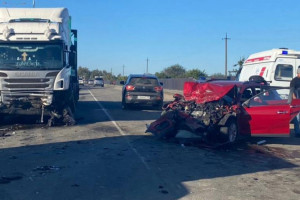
[239,88,300,137]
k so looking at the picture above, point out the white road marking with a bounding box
[88,89,151,170]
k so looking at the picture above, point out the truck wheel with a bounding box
[227,119,238,143]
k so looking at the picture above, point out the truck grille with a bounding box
[3,78,53,90]
[4,78,50,83]
[5,84,49,89]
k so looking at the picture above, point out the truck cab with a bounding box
[0,8,78,125]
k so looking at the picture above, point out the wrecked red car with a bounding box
[146,80,300,143]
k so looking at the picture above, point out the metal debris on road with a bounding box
[33,166,63,173]
[257,140,267,145]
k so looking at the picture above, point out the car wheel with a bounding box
[227,119,238,143]
[156,101,163,110]
[121,98,128,110]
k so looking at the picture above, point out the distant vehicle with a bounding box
[88,80,94,85]
[94,77,104,87]
[79,78,84,86]
[197,76,207,82]
[239,48,300,87]
[120,74,163,109]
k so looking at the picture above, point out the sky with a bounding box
[2,0,300,76]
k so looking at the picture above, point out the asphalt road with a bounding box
[0,85,300,200]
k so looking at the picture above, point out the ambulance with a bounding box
[239,48,300,87]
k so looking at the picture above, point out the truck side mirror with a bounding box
[160,82,163,86]
[120,81,125,85]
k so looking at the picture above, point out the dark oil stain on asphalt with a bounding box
[0,173,23,184]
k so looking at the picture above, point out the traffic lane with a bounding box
[86,86,300,199]
[0,85,299,199]
[0,86,189,200]
[86,85,164,135]
[0,137,189,200]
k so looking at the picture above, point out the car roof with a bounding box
[128,74,158,79]
[206,80,265,88]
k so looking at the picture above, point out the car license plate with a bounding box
[137,96,150,100]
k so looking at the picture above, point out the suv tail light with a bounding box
[126,85,135,91]
[154,86,163,92]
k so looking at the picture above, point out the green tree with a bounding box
[90,69,103,79]
[232,57,246,79]
[155,71,168,79]
[78,66,91,80]
[163,64,186,78]
[210,72,226,79]
[185,69,207,79]
[234,57,245,69]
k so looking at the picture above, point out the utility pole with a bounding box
[222,33,230,77]
[122,65,125,76]
[146,58,149,73]
[33,0,35,8]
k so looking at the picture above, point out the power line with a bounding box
[146,57,149,73]
[222,33,230,77]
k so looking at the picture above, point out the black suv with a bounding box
[120,74,164,109]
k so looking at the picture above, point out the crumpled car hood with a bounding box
[183,82,236,104]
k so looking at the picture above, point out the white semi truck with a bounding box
[0,8,79,125]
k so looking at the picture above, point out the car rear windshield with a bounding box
[95,78,103,81]
[129,77,159,86]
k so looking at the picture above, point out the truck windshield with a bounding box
[0,43,63,70]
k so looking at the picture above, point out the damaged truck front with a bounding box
[147,80,300,144]
[0,8,79,125]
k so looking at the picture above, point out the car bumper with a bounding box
[124,94,163,105]
[94,83,104,86]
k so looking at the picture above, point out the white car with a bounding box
[78,78,84,85]
[94,78,104,87]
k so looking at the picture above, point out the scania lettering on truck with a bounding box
[239,48,300,87]
[0,8,79,125]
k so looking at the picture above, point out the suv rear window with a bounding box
[129,77,159,86]
[95,78,103,81]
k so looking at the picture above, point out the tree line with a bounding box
[78,66,127,83]
[78,58,245,82]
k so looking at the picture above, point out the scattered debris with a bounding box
[33,165,62,174]
[160,190,169,194]
[257,140,267,145]
[71,184,80,187]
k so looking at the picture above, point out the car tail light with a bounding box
[126,95,133,100]
[126,85,135,91]
[154,86,163,92]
